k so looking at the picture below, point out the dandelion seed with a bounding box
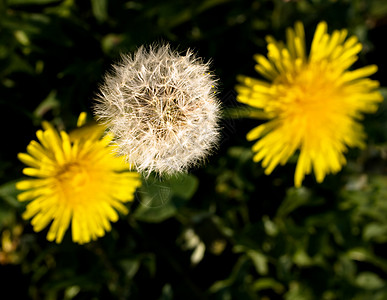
[93,44,221,176]
[236,21,383,187]
[16,113,141,244]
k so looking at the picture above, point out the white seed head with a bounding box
[93,44,221,176]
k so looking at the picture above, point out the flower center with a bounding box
[135,86,188,138]
[275,63,342,118]
[55,162,91,202]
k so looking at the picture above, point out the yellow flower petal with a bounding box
[237,21,383,186]
[77,112,87,127]
[16,179,47,190]
[17,113,141,244]
[22,168,52,178]
[17,153,40,168]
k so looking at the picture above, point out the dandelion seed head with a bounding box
[94,44,221,176]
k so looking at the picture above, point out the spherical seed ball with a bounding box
[93,44,221,176]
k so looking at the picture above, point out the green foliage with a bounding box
[1,0,387,299]
[133,174,199,223]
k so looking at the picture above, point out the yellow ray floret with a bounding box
[16,113,141,244]
[236,21,383,187]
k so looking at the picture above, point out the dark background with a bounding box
[1,0,387,299]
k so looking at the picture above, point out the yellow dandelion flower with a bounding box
[236,21,383,187]
[16,113,141,244]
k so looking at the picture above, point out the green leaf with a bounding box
[222,106,270,120]
[209,256,249,293]
[0,204,17,229]
[284,281,313,300]
[119,259,140,279]
[247,250,268,275]
[252,278,284,293]
[262,215,278,236]
[167,173,198,200]
[64,286,80,300]
[347,248,387,273]
[355,272,385,290]
[34,90,60,119]
[101,33,124,55]
[2,53,35,76]
[91,0,108,22]
[133,174,198,223]
[276,187,312,218]
[158,284,173,300]
[0,180,22,208]
[7,0,61,5]
[363,222,387,243]
[335,255,357,282]
[369,0,387,18]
